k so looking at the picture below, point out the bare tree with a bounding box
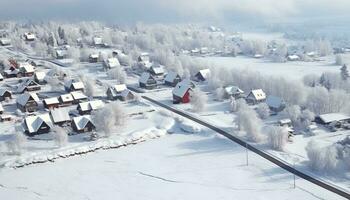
[306,140,338,172]
[7,132,27,155]
[107,66,127,84]
[52,126,68,148]
[266,126,289,151]
[256,103,270,119]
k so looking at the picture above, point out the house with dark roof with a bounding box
[266,96,286,113]
[0,89,12,101]
[106,84,134,101]
[17,79,41,93]
[72,115,95,133]
[139,72,157,89]
[16,92,39,112]
[24,114,53,136]
[164,71,182,87]
[194,69,211,82]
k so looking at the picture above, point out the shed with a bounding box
[24,32,36,41]
[0,38,11,46]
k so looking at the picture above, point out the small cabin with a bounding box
[24,32,36,41]
[224,86,244,99]
[172,80,194,104]
[0,89,12,101]
[194,69,211,82]
[164,71,182,87]
[103,57,120,70]
[0,115,13,122]
[89,54,99,63]
[34,71,47,84]
[59,93,74,107]
[24,114,53,136]
[65,80,85,92]
[17,79,41,93]
[50,108,71,126]
[246,89,266,104]
[56,49,68,59]
[266,96,286,113]
[16,92,39,112]
[106,84,134,101]
[139,72,157,89]
[138,53,150,63]
[70,91,88,104]
[72,115,95,133]
[43,97,60,110]
[77,100,104,115]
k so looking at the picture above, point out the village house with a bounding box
[24,32,36,41]
[65,80,85,92]
[16,92,39,112]
[0,89,12,101]
[77,100,104,115]
[71,91,88,104]
[194,69,211,82]
[149,64,165,78]
[93,36,103,46]
[72,115,95,133]
[164,71,182,87]
[0,74,3,81]
[56,49,68,59]
[103,57,120,70]
[3,67,19,78]
[34,71,47,84]
[172,79,194,104]
[50,108,71,126]
[112,49,123,57]
[0,114,13,122]
[43,97,60,110]
[246,89,266,104]
[0,38,11,46]
[138,53,150,63]
[17,79,41,93]
[0,103,3,114]
[89,54,99,63]
[266,96,286,113]
[106,84,134,101]
[139,72,157,89]
[18,62,35,77]
[59,93,74,107]
[24,113,53,136]
[224,86,244,99]
[315,113,350,131]
[287,55,300,61]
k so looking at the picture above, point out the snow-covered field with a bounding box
[0,130,344,200]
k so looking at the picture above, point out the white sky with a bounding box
[0,0,349,24]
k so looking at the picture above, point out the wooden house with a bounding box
[266,96,286,113]
[89,54,99,63]
[70,91,88,104]
[24,32,36,41]
[50,108,71,126]
[17,79,41,93]
[246,89,266,104]
[65,80,85,92]
[164,71,181,87]
[194,69,211,82]
[59,93,74,107]
[149,64,165,78]
[172,80,193,104]
[139,72,157,89]
[43,97,60,110]
[77,100,104,115]
[0,89,12,101]
[3,68,19,78]
[103,57,120,70]
[18,62,35,77]
[24,114,53,136]
[34,71,47,84]
[16,92,39,112]
[224,86,244,99]
[0,38,11,46]
[72,115,95,133]
[106,84,134,101]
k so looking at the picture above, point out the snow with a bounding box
[247,89,266,101]
[72,115,93,130]
[318,113,350,124]
[172,81,191,98]
[50,108,70,123]
[60,93,73,102]
[139,72,154,84]
[164,71,179,83]
[266,95,283,109]
[24,113,53,133]
[70,91,87,101]
[43,97,59,105]
[16,93,39,106]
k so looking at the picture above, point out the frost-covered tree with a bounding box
[266,126,289,151]
[214,87,225,101]
[283,105,301,127]
[190,88,207,112]
[52,126,68,148]
[340,64,349,81]
[107,66,127,84]
[335,54,344,66]
[230,96,237,112]
[256,103,270,119]
[7,132,27,155]
[82,77,96,98]
[67,47,80,62]
[236,105,263,142]
[303,74,319,87]
[47,32,57,47]
[306,140,338,173]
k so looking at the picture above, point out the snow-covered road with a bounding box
[0,132,344,200]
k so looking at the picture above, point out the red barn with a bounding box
[172,80,193,104]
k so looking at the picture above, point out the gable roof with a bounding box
[0,88,11,96]
[73,115,94,130]
[70,91,87,100]
[60,93,74,102]
[139,72,156,84]
[17,78,40,93]
[247,89,266,101]
[114,84,127,93]
[93,36,103,45]
[78,100,104,111]
[165,71,180,83]
[105,58,120,68]
[24,32,36,40]
[150,64,165,75]
[89,54,99,59]
[72,82,85,90]
[318,113,350,124]
[266,96,284,109]
[34,71,46,81]
[224,86,244,95]
[0,73,3,79]
[173,80,192,98]
[25,113,53,133]
[50,108,70,123]
[43,97,60,105]
[197,69,211,79]
[16,92,39,106]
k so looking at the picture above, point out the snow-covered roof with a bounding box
[60,93,74,102]
[139,53,150,62]
[70,91,87,100]
[173,80,192,98]
[72,82,85,90]
[24,32,36,40]
[279,119,292,125]
[43,97,59,105]
[105,58,120,68]
[73,115,94,131]
[17,79,39,93]
[89,54,99,59]
[318,113,350,124]
[93,37,103,45]
[266,96,284,109]
[287,55,300,60]
[247,89,266,101]
[34,71,46,81]
[16,92,39,106]
[50,108,70,123]
[25,113,53,133]
[56,49,68,57]
[150,65,165,75]
[0,73,3,79]
[224,86,244,95]
[19,62,34,73]
[113,49,122,55]
[113,84,127,93]
[165,71,180,83]
[0,88,11,96]
[139,72,155,84]
[197,69,211,79]
[0,38,11,44]
[120,89,132,97]
[0,103,3,112]
[78,100,104,111]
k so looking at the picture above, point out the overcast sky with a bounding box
[0,0,349,25]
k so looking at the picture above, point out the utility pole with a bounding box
[246,143,249,166]
[293,161,296,189]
